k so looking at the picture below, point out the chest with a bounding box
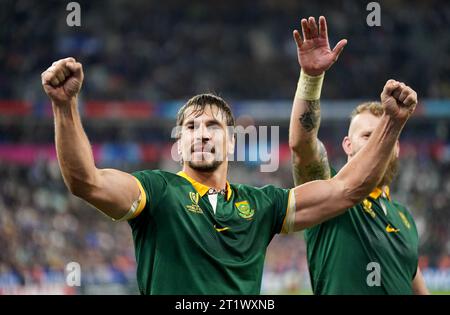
[353,198,418,264]
[152,187,274,254]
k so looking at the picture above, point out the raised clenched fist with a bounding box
[380,79,417,123]
[41,57,84,105]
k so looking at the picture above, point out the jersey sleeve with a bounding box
[259,185,296,235]
[128,169,168,225]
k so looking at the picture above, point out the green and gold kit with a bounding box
[305,167,419,295]
[128,170,295,295]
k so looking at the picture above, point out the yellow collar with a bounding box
[177,171,232,201]
[369,186,391,200]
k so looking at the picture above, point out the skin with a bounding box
[41,49,419,294]
[178,105,235,190]
[343,111,399,187]
[42,54,413,234]
[289,16,428,294]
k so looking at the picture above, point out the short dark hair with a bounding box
[176,93,235,128]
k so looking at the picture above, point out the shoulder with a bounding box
[392,200,417,228]
[392,200,415,219]
[132,169,180,182]
[232,183,290,196]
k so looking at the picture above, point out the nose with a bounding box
[194,122,211,141]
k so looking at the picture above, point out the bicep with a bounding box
[292,177,351,231]
[292,139,331,186]
[83,168,141,220]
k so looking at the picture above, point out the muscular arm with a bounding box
[289,16,346,185]
[412,267,430,295]
[290,98,330,186]
[43,58,140,220]
[53,99,139,220]
[290,80,417,231]
[287,18,418,232]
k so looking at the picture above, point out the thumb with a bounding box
[331,39,347,61]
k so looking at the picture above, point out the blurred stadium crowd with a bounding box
[1,0,449,101]
[1,0,449,294]
[1,132,449,293]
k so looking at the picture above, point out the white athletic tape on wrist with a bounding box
[295,70,325,101]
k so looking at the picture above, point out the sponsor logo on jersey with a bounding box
[386,224,400,233]
[214,225,230,233]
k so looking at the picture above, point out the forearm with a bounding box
[289,71,330,185]
[293,114,405,230]
[335,114,405,207]
[53,98,99,196]
[289,71,323,152]
[43,58,140,220]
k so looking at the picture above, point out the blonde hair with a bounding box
[350,101,384,121]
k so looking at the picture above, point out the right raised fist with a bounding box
[380,79,417,123]
[41,57,84,105]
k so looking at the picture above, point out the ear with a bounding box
[342,136,353,157]
[394,140,400,158]
[227,132,236,156]
[177,139,182,156]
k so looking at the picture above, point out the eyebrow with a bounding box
[184,118,223,127]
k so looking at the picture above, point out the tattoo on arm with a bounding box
[299,100,320,132]
[292,140,331,186]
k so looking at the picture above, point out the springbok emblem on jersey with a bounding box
[235,200,254,220]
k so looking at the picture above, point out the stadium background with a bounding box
[0,0,449,294]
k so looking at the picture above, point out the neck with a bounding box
[182,162,228,190]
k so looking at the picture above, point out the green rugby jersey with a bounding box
[304,167,419,295]
[128,170,295,295]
